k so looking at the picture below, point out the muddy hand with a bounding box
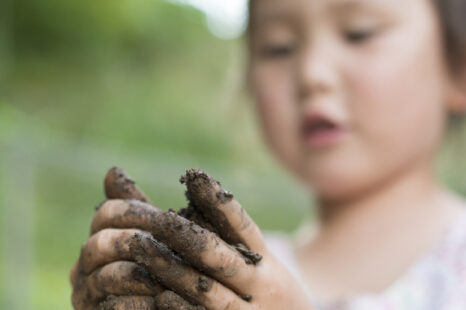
[88,168,263,308]
[180,169,264,264]
[70,168,199,310]
[93,169,315,309]
[88,200,252,309]
[101,167,206,310]
[69,224,206,310]
[172,169,315,309]
[71,167,314,309]
[70,239,164,310]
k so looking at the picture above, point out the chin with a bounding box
[300,161,372,205]
[308,177,357,204]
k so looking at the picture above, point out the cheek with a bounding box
[307,21,449,199]
[324,30,449,197]
[347,42,446,160]
[252,65,303,174]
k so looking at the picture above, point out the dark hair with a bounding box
[433,0,466,140]
[433,0,466,75]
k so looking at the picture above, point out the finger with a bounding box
[70,260,79,286]
[98,295,155,310]
[102,167,213,234]
[178,203,219,234]
[155,291,205,310]
[130,232,249,310]
[72,262,161,310]
[104,166,151,203]
[80,228,143,274]
[92,199,216,240]
[86,261,164,299]
[90,204,257,294]
[91,200,160,235]
[152,211,257,295]
[180,169,265,254]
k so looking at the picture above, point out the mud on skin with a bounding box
[104,166,214,233]
[151,211,211,263]
[179,169,242,245]
[99,295,156,310]
[129,232,214,305]
[178,203,219,234]
[156,291,206,310]
[99,167,259,304]
[180,168,262,265]
[104,166,151,203]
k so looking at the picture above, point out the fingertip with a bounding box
[179,169,265,254]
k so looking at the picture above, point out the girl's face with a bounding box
[248,0,458,203]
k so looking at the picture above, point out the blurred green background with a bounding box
[0,0,464,309]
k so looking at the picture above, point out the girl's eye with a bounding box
[261,44,295,59]
[344,29,376,44]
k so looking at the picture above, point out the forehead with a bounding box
[250,0,404,22]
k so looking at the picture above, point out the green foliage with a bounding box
[0,1,464,309]
[0,2,310,309]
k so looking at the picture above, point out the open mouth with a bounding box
[302,114,347,148]
[305,117,338,133]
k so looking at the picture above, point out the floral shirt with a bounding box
[265,210,466,310]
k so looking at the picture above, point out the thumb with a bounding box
[180,169,265,255]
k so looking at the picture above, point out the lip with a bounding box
[301,113,348,148]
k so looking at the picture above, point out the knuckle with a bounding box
[95,228,114,252]
[221,252,242,278]
[91,200,119,234]
[240,217,257,236]
[97,200,122,220]
[223,299,241,310]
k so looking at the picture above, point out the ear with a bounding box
[447,61,466,114]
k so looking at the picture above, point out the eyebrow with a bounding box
[249,0,390,35]
[249,10,296,38]
[254,10,293,28]
[328,0,390,15]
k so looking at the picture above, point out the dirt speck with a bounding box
[234,243,263,265]
[240,294,253,302]
[156,291,206,310]
[216,189,234,203]
[196,276,212,292]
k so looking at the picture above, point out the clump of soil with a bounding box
[178,203,219,234]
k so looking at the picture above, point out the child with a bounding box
[70,0,466,309]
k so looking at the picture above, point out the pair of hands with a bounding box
[70,168,313,310]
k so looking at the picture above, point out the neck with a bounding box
[297,159,464,301]
[316,159,439,234]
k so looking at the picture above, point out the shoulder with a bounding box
[431,191,466,265]
[431,206,466,273]
[423,205,466,307]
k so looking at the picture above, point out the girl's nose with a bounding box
[296,37,339,102]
